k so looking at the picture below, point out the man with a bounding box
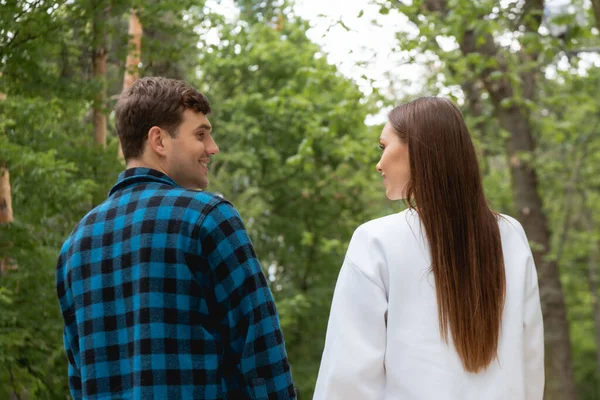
[56,77,296,399]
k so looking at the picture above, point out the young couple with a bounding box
[56,77,544,399]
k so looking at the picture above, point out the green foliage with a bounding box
[1,0,598,398]
[0,93,122,398]
[196,18,390,395]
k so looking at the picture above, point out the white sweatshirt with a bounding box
[314,210,544,400]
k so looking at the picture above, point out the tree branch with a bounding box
[592,0,600,31]
[1,0,45,48]
[567,47,600,56]
[554,130,595,264]
[8,365,22,400]
[12,0,45,24]
[520,0,545,33]
[1,26,59,57]
[422,0,448,15]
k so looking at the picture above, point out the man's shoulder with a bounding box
[153,187,229,210]
[60,189,232,252]
[108,185,231,218]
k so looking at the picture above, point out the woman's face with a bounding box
[376,122,411,200]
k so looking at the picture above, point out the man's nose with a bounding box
[207,136,219,155]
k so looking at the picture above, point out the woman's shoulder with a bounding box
[353,209,419,242]
[497,213,529,246]
[344,211,418,286]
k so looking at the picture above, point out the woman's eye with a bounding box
[378,144,384,150]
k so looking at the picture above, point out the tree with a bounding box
[1,0,596,397]
[592,0,600,30]
[92,1,109,148]
[0,166,13,224]
[118,8,143,159]
[0,77,9,227]
[539,65,600,398]
[122,9,143,90]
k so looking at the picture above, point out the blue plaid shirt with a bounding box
[56,168,296,399]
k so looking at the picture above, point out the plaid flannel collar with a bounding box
[109,167,179,196]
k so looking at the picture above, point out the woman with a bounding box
[314,97,544,399]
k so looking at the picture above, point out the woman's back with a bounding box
[314,209,544,400]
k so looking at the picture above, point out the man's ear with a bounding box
[147,126,169,157]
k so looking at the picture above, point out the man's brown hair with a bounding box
[115,77,211,160]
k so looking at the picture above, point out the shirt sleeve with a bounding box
[64,328,83,400]
[56,250,83,400]
[200,201,296,399]
[313,226,388,400]
[510,217,545,399]
[523,254,544,399]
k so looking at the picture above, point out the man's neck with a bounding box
[126,158,169,176]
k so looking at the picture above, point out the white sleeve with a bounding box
[509,216,545,399]
[523,253,545,399]
[314,227,388,400]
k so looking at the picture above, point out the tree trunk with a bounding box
[496,105,576,400]
[582,201,600,388]
[0,167,14,224]
[118,9,143,160]
[92,3,108,148]
[0,167,17,278]
[591,0,600,31]
[472,34,577,400]
[461,79,490,174]
[123,10,143,90]
[0,88,14,279]
[0,71,5,101]
[588,246,600,389]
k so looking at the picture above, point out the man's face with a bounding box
[164,109,219,190]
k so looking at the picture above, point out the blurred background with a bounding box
[1,0,599,398]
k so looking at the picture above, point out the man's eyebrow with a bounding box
[195,124,212,132]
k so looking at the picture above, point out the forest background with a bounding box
[1,0,600,398]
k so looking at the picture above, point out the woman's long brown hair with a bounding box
[389,97,505,373]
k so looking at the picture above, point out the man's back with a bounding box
[57,167,295,399]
